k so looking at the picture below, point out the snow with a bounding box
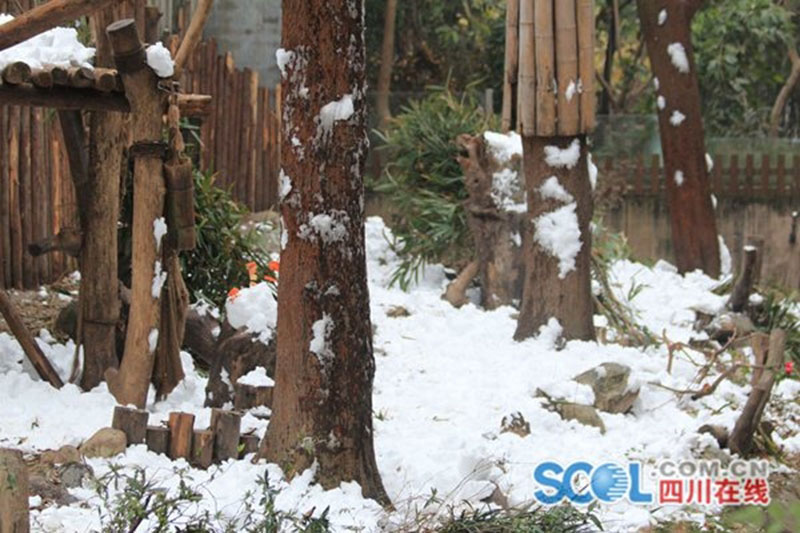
[145,42,174,78]
[588,153,598,190]
[719,236,732,276]
[539,176,574,203]
[319,94,355,133]
[544,139,582,169]
[299,211,350,245]
[490,168,524,212]
[675,170,685,186]
[278,169,292,202]
[0,14,94,72]
[237,367,275,388]
[484,131,522,163]
[565,80,577,102]
[653,77,660,91]
[670,110,686,126]
[310,313,334,364]
[534,203,583,279]
[0,216,796,533]
[667,42,691,74]
[657,95,666,110]
[148,329,159,354]
[706,153,714,173]
[153,217,167,252]
[275,48,295,78]
[151,260,167,299]
[658,9,668,25]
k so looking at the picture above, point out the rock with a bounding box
[707,313,755,341]
[575,363,639,414]
[698,424,729,449]
[29,474,77,506]
[500,412,530,437]
[59,462,93,489]
[41,445,81,465]
[552,402,606,434]
[386,306,410,318]
[79,428,127,458]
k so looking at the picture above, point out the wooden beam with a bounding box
[0,84,130,112]
[0,289,64,388]
[173,0,215,79]
[0,0,119,52]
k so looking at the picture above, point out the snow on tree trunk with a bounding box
[258,0,389,506]
[637,0,720,278]
[515,136,595,342]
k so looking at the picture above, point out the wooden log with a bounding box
[239,434,260,459]
[554,0,579,135]
[93,68,120,92]
[0,0,118,52]
[191,429,214,469]
[67,66,94,89]
[210,409,241,463]
[746,235,765,286]
[0,448,29,533]
[1,62,31,85]
[728,246,758,312]
[27,227,82,257]
[145,425,170,456]
[19,108,33,288]
[104,19,167,408]
[168,412,195,460]
[0,85,129,113]
[144,6,162,44]
[30,69,54,89]
[729,329,786,456]
[517,0,535,136]
[0,289,63,387]
[246,69,258,211]
[443,261,479,309]
[0,106,9,288]
[112,406,149,445]
[173,0,214,79]
[176,94,212,118]
[31,107,48,283]
[533,0,555,136]
[233,383,274,410]
[501,0,519,133]
[577,0,596,132]
[749,332,770,386]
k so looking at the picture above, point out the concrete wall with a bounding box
[204,0,282,88]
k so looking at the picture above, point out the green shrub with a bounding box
[373,86,497,289]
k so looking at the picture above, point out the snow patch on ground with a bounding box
[238,367,275,388]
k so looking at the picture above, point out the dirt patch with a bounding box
[0,275,78,341]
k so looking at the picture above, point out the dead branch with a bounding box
[173,0,214,78]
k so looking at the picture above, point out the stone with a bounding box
[386,306,411,318]
[41,445,81,465]
[552,402,606,434]
[500,412,530,438]
[58,462,93,489]
[707,313,755,340]
[575,362,639,414]
[79,428,127,459]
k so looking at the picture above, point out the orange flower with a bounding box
[269,260,280,272]
[264,275,277,283]
[228,287,241,301]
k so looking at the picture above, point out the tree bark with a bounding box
[259,0,389,505]
[769,46,800,138]
[501,0,520,132]
[375,0,398,132]
[637,0,720,277]
[515,136,595,341]
[0,448,29,533]
[104,19,167,408]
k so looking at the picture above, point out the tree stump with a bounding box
[233,383,274,410]
[239,434,260,459]
[210,409,241,463]
[145,426,170,456]
[204,328,276,409]
[167,412,195,460]
[191,430,214,469]
[0,448,29,533]
[111,406,149,445]
[728,246,758,312]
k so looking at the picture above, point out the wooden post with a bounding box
[112,406,149,445]
[168,412,195,460]
[0,449,29,533]
[172,0,214,79]
[145,426,170,456]
[517,0,535,135]
[104,19,167,408]
[0,289,63,388]
[191,430,214,469]
[533,0,555,136]
[728,246,758,312]
[233,383,274,410]
[501,0,519,132]
[555,0,579,135]
[210,409,241,463]
[729,329,786,456]
[239,434,260,459]
[0,0,118,52]
[577,0,596,132]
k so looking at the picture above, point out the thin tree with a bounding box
[375,0,398,132]
[258,0,389,505]
[637,0,720,277]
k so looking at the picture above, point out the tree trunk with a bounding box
[637,0,720,278]
[375,0,397,132]
[515,136,595,341]
[769,46,800,138]
[259,0,389,506]
[104,19,167,408]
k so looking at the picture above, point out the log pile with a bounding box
[111,406,260,468]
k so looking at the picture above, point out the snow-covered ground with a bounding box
[1,217,799,532]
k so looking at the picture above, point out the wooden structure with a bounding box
[504,0,596,136]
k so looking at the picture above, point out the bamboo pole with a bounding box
[173,0,214,79]
[533,0,555,136]
[501,0,520,133]
[518,0,535,136]
[577,0,596,132]
[555,0,579,135]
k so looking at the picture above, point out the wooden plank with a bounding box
[255,86,266,211]
[554,0,579,135]
[210,409,241,463]
[112,406,149,445]
[168,412,195,460]
[20,108,33,288]
[760,154,770,198]
[633,156,644,195]
[246,69,259,211]
[533,0,555,136]
[8,107,22,289]
[729,154,740,197]
[651,155,660,195]
[0,106,9,288]
[501,0,519,133]
[744,154,754,197]
[31,108,47,282]
[577,0,596,132]
[711,153,722,194]
[517,0,535,136]
[776,154,786,197]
